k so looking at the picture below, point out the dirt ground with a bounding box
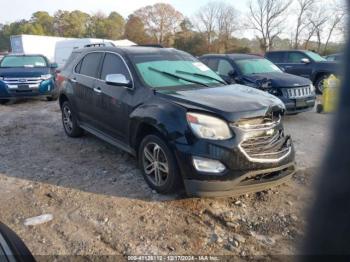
[0,99,332,259]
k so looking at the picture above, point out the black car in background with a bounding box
[0,54,58,104]
[265,50,339,93]
[57,46,295,197]
[199,54,316,115]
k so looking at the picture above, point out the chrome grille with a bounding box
[286,86,312,99]
[3,77,42,89]
[232,115,292,163]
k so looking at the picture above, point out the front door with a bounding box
[93,52,134,142]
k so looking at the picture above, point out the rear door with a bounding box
[94,52,133,141]
[73,52,104,126]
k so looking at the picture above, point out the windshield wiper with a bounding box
[148,67,209,87]
[175,70,226,85]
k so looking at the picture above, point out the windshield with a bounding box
[305,51,326,62]
[0,56,48,68]
[130,51,224,90]
[236,58,282,75]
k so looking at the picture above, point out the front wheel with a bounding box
[315,74,330,94]
[61,101,84,137]
[138,135,182,194]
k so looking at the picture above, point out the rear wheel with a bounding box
[315,74,330,94]
[61,101,84,137]
[138,134,181,194]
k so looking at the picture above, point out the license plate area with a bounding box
[18,84,30,90]
[296,99,307,107]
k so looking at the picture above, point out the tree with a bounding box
[134,3,183,45]
[174,19,207,55]
[194,2,220,51]
[54,10,90,37]
[31,11,55,36]
[248,0,292,52]
[124,14,152,44]
[87,11,124,39]
[293,0,316,49]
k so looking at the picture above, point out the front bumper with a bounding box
[0,79,56,99]
[184,163,295,197]
[174,120,295,197]
[283,96,316,114]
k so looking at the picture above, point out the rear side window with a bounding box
[217,59,234,77]
[205,58,219,72]
[100,53,131,81]
[78,52,103,78]
[266,52,284,63]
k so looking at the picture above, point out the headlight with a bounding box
[310,83,315,94]
[186,112,232,140]
[41,74,53,80]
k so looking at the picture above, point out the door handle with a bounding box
[284,66,292,69]
[70,78,77,83]
[93,87,102,93]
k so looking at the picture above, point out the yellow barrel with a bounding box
[323,75,339,113]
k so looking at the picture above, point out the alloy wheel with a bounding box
[142,142,169,187]
[62,105,73,133]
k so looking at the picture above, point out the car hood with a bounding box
[241,72,311,88]
[0,67,50,78]
[157,84,285,122]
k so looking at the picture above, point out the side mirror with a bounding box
[0,222,35,261]
[50,63,58,69]
[301,58,310,64]
[105,74,132,88]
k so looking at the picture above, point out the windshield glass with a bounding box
[0,56,48,68]
[236,58,282,75]
[305,51,327,62]
[130,51,224,90]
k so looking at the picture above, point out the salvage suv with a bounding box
[0,54,58,104]
[199,54,316,114]
[58,46,296,197]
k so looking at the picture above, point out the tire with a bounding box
[315,74,330,94]
[61,101,84,137]
[316,104,323,113]
[138,134,182,194]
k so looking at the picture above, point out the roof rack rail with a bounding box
[137,44,164,48]
[84,42,116,48]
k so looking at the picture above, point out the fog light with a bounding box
[193,156,226,173]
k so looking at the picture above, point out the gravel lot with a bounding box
[0,99,332,258]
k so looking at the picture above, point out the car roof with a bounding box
[76,46,184,56]
[6,53,47,57]
[201,53,264,60]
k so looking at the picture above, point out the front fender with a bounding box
[129,100,189,150]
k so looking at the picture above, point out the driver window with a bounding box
[287,52,308,63]
[100,53,131,81]
[217,59,234,77]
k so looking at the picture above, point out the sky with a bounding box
[0,0,250,24]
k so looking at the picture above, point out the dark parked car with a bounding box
[199,54,316,115]
[0,54,58,104]
[57,46,295,197]
[265,50,339,93]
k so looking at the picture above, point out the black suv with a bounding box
[58,46,295,197]
[265,50,339,93]
[199,54,316,114]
